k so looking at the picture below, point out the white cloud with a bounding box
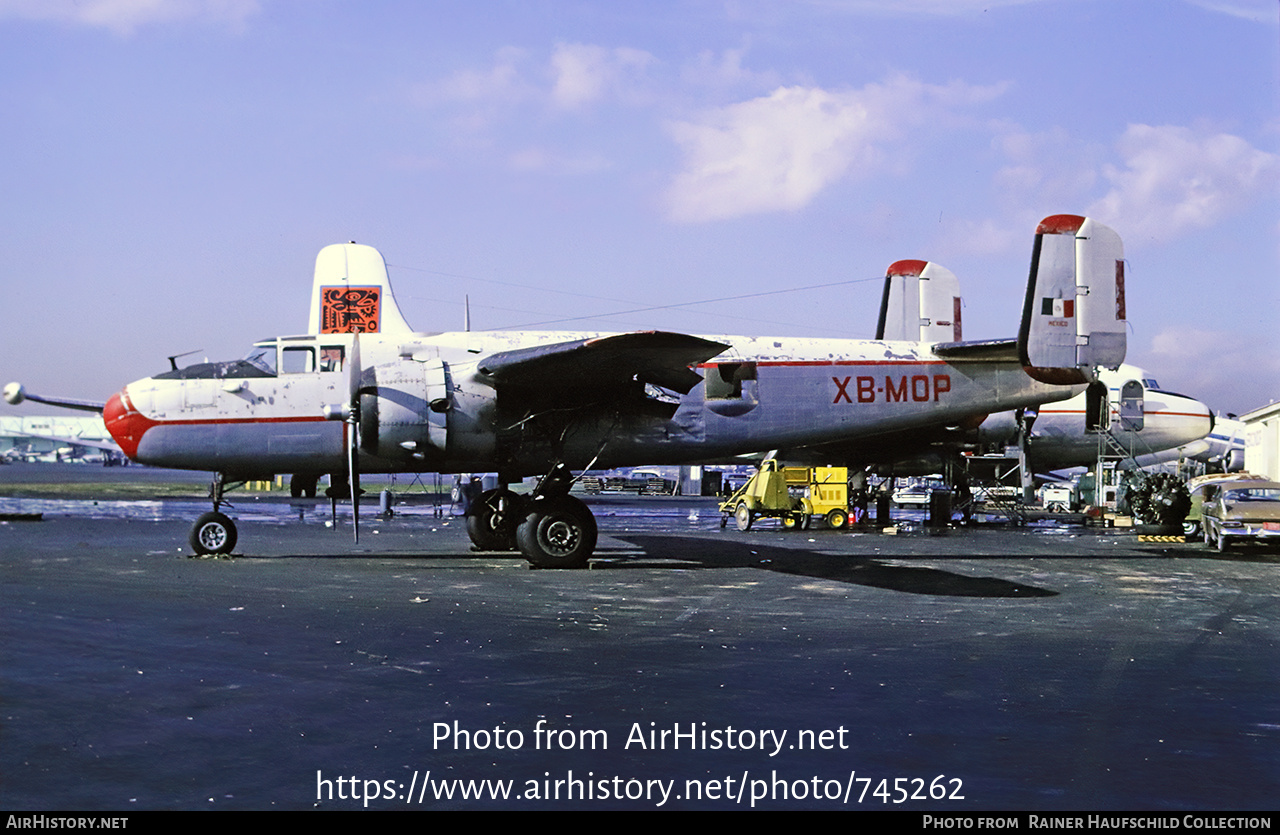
[443,54,525,103]
[0,0,260,34]
[664,75,1005,222]
[1182,0,1280,24]
[1088,124,1280,243]
[414,43,656,119]
[549,43,656,110]
[679,45,781,92]
[1142,326,1280,414]
[992,126,1100,211]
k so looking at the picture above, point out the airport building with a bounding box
[1241,401,1280,481]
[0,415,117,463]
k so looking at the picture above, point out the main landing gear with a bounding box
[465,464,598,569]
[190,473,238,556]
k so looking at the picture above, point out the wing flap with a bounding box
[478,331,729,395]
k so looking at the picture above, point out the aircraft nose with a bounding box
[103,388,151,460]
[1165,393,1213,445]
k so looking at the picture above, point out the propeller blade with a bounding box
[348,332,363,543]
[348,331,363,406]
[348,419,360,543]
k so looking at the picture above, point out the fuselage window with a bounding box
[282,346,316,374]
[319,345,345,372]
[705,362,757,399]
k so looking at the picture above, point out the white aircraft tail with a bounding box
[876,259,962,343]
[306,243,414,336]
[1018,215,1126,384]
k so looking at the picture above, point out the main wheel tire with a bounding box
[734,502,753,532]
[825,508,849,530]
[516,495,598,569]
[466,488,519,551]
[190,511,237,555]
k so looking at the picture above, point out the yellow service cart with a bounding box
[719,460,850,531]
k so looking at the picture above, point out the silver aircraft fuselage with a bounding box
[103,329,1077,481]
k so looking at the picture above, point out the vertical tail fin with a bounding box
[876,259,962,342]
[1018,215,1126,384]
[306,243,414,336]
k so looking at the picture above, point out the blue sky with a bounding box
[1,0,1276,418]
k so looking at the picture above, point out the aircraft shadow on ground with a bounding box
[242,536,1053,597]
[601,534,1057,599]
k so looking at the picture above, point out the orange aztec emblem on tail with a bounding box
[321,287,381,333]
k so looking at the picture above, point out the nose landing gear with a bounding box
[190,473,238,556]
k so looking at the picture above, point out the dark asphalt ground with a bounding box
[2,466,1278,810]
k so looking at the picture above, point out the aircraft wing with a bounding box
[16,432,121,453]
[478,331,729,395]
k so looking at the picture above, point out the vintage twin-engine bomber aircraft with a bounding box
[5,214,1128,568]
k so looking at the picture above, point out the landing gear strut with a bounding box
[190,473,238,555]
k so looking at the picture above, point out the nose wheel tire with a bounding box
[516,496,597,569]
[190,511,237,555]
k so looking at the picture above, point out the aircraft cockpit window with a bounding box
[282,346,316,374]
[319,346,345,372]
[243,345,277,376]
[1143,378,1160,390]
[153,344,276,380]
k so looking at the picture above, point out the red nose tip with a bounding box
[103,389,151,460]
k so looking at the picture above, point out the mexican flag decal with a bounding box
[1040,298,1074,317]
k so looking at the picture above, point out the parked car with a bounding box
[1201,478,1280,551]
[1183,472,1266,538]
[893,481,945,506]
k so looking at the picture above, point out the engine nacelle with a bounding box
[357,358,452,461]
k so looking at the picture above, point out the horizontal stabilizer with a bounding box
[931,338,1018,363]
[1018,215,1126,384]
[877,260,962,342]
[307,243,414,336]
[479,331,729,395]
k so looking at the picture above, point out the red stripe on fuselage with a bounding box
[697,360,949,368]
[1038,408,1210,419]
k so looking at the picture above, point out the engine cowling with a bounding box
[357,358,452,461]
